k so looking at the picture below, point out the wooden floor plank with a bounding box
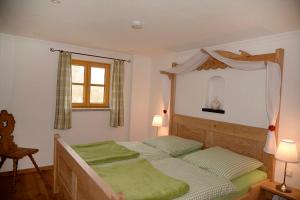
[0,169,62,200]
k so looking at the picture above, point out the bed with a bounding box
[53,118,272,200]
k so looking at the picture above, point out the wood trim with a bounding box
[274,48,284,145]
[167,63,178,134]
[199,49,277,70]
[53,134,124,200]
[0,165,53,176]
[86,61,91,106]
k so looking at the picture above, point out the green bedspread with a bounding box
[92,159,189,200]
[72,141,140,165]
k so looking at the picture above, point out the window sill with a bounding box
[72,108,111,111]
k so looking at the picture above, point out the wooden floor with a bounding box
[0,169,62,200]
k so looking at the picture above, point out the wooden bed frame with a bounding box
[53,48,284,200]
[53,134,124,200]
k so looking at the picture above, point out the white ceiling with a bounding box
[0,0,300,55]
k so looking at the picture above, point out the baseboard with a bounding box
[0,165,53,176]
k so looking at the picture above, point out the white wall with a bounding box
[0,33,151,171]
[149,31,300,188]
[129,55,152,141]
[148,53,175,136]
[175,68,267,127]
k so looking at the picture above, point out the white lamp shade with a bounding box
[275,139,299,163]
[152,115,162,127]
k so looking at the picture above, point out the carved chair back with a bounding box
[0,110,18,154]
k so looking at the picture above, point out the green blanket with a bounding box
[72,141,140,165]
[92,159,189,200]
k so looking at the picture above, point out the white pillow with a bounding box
[143,136,203,157]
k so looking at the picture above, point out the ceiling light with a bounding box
[50,0,61,4]
[131,20,143,29]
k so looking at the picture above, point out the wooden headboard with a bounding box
[171,114,274,179]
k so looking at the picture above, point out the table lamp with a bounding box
[152,115,162,136]
[275,139,299,193]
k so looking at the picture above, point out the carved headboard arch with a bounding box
[160,48,284,180]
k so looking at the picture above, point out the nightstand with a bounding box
[260,181,300,200]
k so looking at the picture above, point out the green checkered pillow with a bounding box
[182,146,263,180]
[143,136,203,157]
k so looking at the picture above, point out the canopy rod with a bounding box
[50,48,131,63]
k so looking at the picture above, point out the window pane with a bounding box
[90,86,104,103]
[72,65,84,83]
[91,67,105,85]
[72,85,84,103]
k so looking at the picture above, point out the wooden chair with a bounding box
[0,110,41,187]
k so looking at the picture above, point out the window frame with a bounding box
[71,59,111,109]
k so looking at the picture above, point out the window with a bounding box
[71,60,110,108]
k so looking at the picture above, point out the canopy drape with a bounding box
[161,49,281,155]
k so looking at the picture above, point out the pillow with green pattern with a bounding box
[182,146,263,180]
[143,136,203,157]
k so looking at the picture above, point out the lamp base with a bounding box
[276,183,292,193]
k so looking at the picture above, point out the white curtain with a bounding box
[161,49,281,154]
[160,53,209,126]
[163,53,209,74]
[161,75,170,126]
